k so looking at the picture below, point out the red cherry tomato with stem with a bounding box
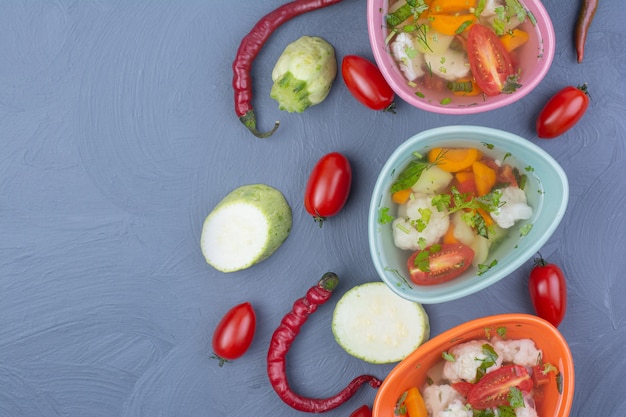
[350,405,372,417]
[528,253,567,327]
[211,302,256,366]
[304,152,352,227]
[536,84,590,138]
[408,243,474,285]
[467,364,533,409]
[466,24,515,96]
[342,55,395,112]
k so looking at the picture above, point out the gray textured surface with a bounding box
[1,1,624,416]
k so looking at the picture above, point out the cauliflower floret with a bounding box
[439,399,473,417]
[423,384,464,417]
[492,338,542,367]
[391,32,425,81]
[490,186,533,229]
[423,48,470,82]
[442,340,503,383]
[392,195,449,251]
[515,397,539,417]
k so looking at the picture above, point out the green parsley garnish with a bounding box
[496,326,507,338]
[502,73,523,94]
[442,351,455,362]
[508,386,525,408]
[475,344,499,381]
[413,243,441,272]
[378,207,394,224]
[519,223,533,236]
[477,259,498,275]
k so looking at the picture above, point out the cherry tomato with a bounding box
[451,381,474,397]
[407,244,475,286]
[212,302,256,366]
[467,365,533,409]
[528,254,567,327]
[304,152,352,226]
[342,55,395,112]
[349,405,372,417]
[536,84,589,138]
[466,24,515,96]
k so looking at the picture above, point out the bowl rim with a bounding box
[372,313,575,417]
[366,0,557,114]
[367,125,569,304]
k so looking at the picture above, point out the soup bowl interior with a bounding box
[368,126,568,304]
[367,0,556,114]
[372,314,575,417]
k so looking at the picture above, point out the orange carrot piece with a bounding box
[428,13,477,36]
[404,387,428,417]
[455,170,475,184]
[476,207,495,226]
[472,160,497,196]
[430,0,477,14]
[443,222,459,244]
[428,148,481,172]
[499,29,530,52]
[392,188,412,205]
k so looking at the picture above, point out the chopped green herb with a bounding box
[502,73,523,94]
[447,80,474,93]
[519,223,533,236]
[474,0,487,16]
[394,390,409,416]
[503,152,512,161]
[442,351,455,362]
[413,249,431,272]
[477,259,498,275]
[455,20,474,34]
[542,362,559,375]
[378,207,394,224]
[482,142,495,150]
[508,386,525,408]
[525,165,535,172]
[475,344,499,381]
[556,372,563,394]
[440,97,452,105]
[496,326,507,338]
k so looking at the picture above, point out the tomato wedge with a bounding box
[467,24,515,96]
[467,364,533,409]
[407,243,474,285]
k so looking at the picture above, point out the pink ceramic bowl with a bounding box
[372,313,575,417]
[367,0,555,114]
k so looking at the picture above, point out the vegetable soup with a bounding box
[385,0,538,100]
[380,144,534,285]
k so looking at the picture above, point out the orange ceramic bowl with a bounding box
[372,313,574,417]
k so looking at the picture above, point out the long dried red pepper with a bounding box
[574,0,598,63]
[267,272,382,413]
[232,0,343,138]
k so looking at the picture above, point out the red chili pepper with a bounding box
[267,272,382,413]
[232,0,344,138]
[574,0,598,63]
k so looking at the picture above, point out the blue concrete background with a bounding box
[1,0,624,416]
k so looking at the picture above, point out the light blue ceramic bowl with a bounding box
[368,126,568,304]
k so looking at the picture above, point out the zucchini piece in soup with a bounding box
[200,184,292,272]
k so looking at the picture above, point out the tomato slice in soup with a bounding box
[408,244,474,285]
[467,24,515,96]
[467,364,534,409]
